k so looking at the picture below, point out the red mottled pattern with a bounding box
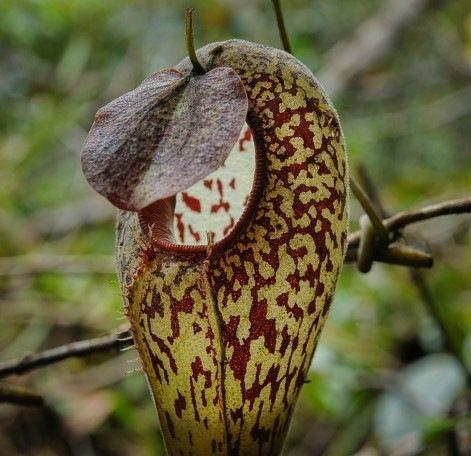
[118,40,348,456]
[205,41,348,455]
[174,125,255,245]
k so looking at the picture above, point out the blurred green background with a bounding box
[0,0,470,455]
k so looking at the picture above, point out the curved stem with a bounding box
[357,215,376,272]
[386,197,471,232]
[378,244,433,268]
[271,0,292,53]
[346,244,433,268]
[185,8,205,75]
[348,197,471,248]
[350,177,389,244]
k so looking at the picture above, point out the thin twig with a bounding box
[347,197,471,248]
[0,384,44,406]
[356,164,388,218]
[271,0,292,54]
[0,327,132,378]
[346,243,433,268]
[185,8,205,74]
[385,198,471,232]
[350,177,389,244]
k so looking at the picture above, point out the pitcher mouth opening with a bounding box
[138,124,265,257]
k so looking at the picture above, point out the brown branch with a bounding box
[384,198,471,232]
[0,384,44,406]
[318,0,433,97]
[345,243,433,268]
[0,327,132,378]
[347,170,469,269]
[347,197,471,249]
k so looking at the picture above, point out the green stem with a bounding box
[379,244,433,268]
[357,215,376,273]
[271,0,292,54]
[356,163,388,218]
[185,8,205,75]
[350,177,389,244]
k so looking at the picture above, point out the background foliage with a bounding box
[0,0,470,454]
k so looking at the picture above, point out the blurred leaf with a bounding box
[374,354,467,453]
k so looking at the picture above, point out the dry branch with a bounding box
[347,197,471,249]
[0,327,131,378]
